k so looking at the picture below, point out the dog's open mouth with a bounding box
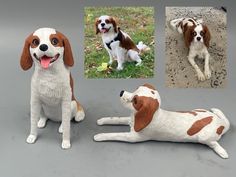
[101,27,111,33]
[34,53,60,69]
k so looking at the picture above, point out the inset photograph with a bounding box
[84,7,155,78]
[166,7,227,88]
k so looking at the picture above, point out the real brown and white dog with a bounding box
[94,84,230,158]
[20,27,85,149]
[170,17,211,81]
[95,15,149,70]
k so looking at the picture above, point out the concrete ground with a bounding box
[165,7,227,88]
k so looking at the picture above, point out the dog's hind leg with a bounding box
[37,109,48,128]
[128,50,142,66]
[94,132,148,142]
[97,117,131,125]
[71,100,85,122]
[206,141,229,159]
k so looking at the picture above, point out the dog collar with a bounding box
[105,29,122,50]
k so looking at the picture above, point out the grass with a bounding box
[84,7,155,78]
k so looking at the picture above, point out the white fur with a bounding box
[25,28,85,149]
[170,17,211,81]
[94,85,230,158]
[97,15,148,70]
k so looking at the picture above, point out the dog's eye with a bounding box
[200,31,204,36]
[51,38,59,46]
[98,20,101,24]
[132,96,137,104]
[192,31,197,36]
[32,39,39,46]
[105,19,110,23]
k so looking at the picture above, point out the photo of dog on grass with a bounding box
[84,7,154,78]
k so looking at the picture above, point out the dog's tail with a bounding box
[169,18,184,32]
[211,108,230,135]
[137,41,150,54]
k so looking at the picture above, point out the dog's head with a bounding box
[120,84,160,132]
[20,28,74,70]
[184,24,211,48]
[95,15,117,34]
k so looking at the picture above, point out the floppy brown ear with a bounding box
[203,25,211,48]
[57,31,74,67]
[183,25,194,48]
[132,96,159,132]
[110,17,118,33]
[95,18,100,34]
[20,34,33,70]
[143,83,156,90]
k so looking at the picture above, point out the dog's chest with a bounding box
[38,78,64,104]
[190,43,207,57]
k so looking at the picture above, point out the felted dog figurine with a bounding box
[20,27,85,149]
[94,84,230,158]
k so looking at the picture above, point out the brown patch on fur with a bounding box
[70,73,83,111]
[76,101,83,111]
[95,18,101,34]
[119,29,139,52]
[187,116,213,136]
[132,95,159,132]
[183,25,195,48]
[177,111,197,116]
[49,33,64,47]
[202,25,211,48]
[194,109,207,112]
[56,31,74,66]
[216,126,225,135]
[20,33,36,70]
[109,17,118,33]
[70,73,76,101]
[142,83,156,90]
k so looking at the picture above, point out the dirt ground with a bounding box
[165,7,227,88]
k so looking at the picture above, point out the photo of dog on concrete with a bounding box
[166,7,227,88]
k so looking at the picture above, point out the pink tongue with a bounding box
[40,56,51,69]
[101,29,107,33]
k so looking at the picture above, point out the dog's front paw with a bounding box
[94,133,106,141]
[204,69,211,80]
[135,62,142,66]
[97,118,105,125]
[197,72,206,81]
[26,134,37,144]
[61,140,71,149]
[117,66,123,71]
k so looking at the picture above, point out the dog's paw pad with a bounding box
[61,140,71,149]
[26,134,37,144]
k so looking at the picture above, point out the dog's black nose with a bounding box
[39,44,48,51]
[197,37,201,41]
[101,23,105,27]
[120,90,124,97]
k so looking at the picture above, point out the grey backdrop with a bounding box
[0,0,235,177]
